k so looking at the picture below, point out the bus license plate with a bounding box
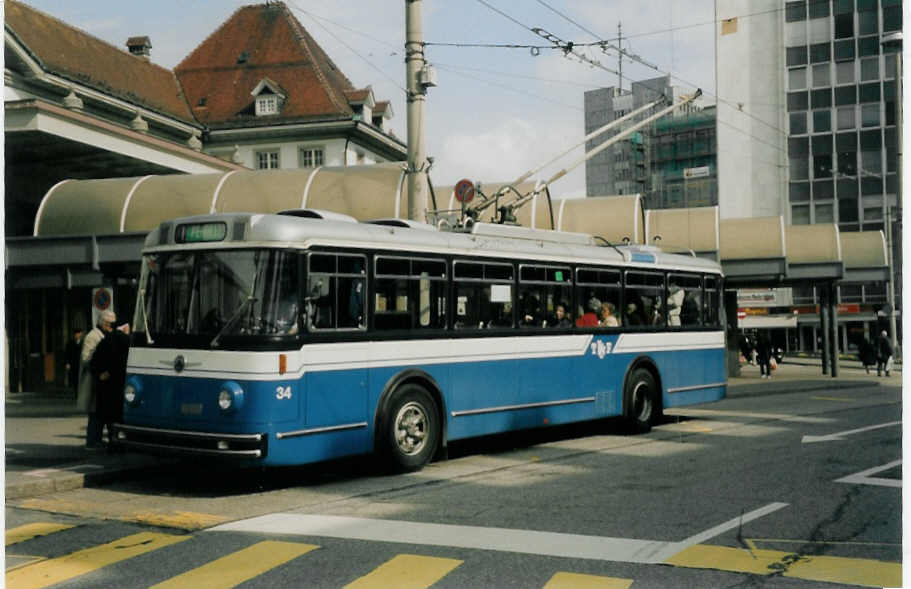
[180,403,203,415]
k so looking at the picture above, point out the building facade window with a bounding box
[298,146,324,168]
[790,112,809,134]
[810,42,831,63]
[256,150,280,169]
[860,57,879,81]
[836,60,855,84]
[861,103,880,127]
[786,1,807,22]
[789,67,808,89]
[812,63,831,86]
[837,105,856,129]
[813,109,832,132]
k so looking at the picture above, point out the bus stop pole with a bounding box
[820,284,830,376]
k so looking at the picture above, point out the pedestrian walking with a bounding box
[77,310,115,449]
[756,332,773,379]
[876,330,893,377]
[91,319,130,447]
[65,328,83,397]
[858,338,876,374]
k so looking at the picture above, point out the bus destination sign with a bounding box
[176,222,228,243]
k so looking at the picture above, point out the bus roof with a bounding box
[146,212,723,275]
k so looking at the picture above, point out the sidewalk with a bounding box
[5,360,901,500]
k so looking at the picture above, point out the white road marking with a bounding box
[208,503,788,565]
[801,421,901,443]
[835,460,901,488]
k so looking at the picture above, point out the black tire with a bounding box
[624,367,658,434]
[381,384,440,472]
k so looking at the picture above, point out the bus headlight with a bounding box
[124,378,142,406]
[217,381,244,413]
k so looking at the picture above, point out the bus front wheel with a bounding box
[624,368,657,434]
[382,384,440,472]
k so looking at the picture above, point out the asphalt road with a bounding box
[6,381,902,588]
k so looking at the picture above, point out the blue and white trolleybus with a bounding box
[114,210,726,472]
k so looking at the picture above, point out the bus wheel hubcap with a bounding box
[394,402,428,455]
[633,381,651,421]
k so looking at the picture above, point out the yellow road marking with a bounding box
[149,541,318,589]
[667,544,901,588]
[544,571,633,588]
[343,554,462,589]
[132,511,228,530]
[811,396,854,402]
[5,556,46,572]
[6,532,189,589]
[6,523,74,546]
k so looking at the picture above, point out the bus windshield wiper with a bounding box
[138,287,154,345]
[210,296,257,348]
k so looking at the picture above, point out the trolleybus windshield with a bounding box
[132,249,299,349]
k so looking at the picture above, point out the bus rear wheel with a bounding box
[382,384,440,472]
[624,367,658,434]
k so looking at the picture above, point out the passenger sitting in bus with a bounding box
[625,302,643,326]
[599,301,620,327]
[520,294,542,327]
[576,297,600,327]
[666,284,684,326]
[551,303,572,328]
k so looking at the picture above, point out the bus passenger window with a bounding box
[669,274,704,327]
[374,256,446,331]
[519,265,571,328]
[575,267,620,328]
[454,261,513,329]
[704,276,720,327]
[625,271,665,327]
[306,253,366,331]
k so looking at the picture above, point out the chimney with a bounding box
[126,36,152,61]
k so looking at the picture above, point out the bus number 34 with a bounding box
[276,386,292,400]
[590,340,612,359]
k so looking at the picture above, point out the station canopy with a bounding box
[27,172,888,287]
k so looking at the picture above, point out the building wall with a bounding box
[584,77,671,197]
[715,0,788,220]
[648,107,718,209]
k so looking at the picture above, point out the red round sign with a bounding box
[454,179,475,203]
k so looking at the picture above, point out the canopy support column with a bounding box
[724,289,740,377]
[828,281,839,377]
[820,285,830,376]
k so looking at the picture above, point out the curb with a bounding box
[6,455,166,501]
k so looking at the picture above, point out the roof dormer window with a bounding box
[250,78,286,117]
[256,94,279,116]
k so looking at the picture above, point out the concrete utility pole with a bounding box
[881,32,902,356]
[405,0,430,222]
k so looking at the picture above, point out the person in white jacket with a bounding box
[77,309,115,448]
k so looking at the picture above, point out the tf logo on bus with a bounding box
[590,340,612,359]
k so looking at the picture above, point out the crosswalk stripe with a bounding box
[543,572,634,588]
[343,554,462,589]
[6,523,74,546]
[666,544,902,587]
[149,540,318,589]
[5,532,189,589]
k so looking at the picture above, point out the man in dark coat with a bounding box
[858,338,876,374]
[91,323,130,445]
[65,328,83,397]
[876,330,893,377]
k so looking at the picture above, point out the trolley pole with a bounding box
[405,0,429,222]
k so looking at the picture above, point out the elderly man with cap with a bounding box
[78,309,116,449]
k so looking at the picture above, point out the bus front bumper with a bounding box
[111,423,268,459]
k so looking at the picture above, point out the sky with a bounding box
[17,0,718,198]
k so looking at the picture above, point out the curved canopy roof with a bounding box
[27,172,887,287]
[34,163,407,236]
